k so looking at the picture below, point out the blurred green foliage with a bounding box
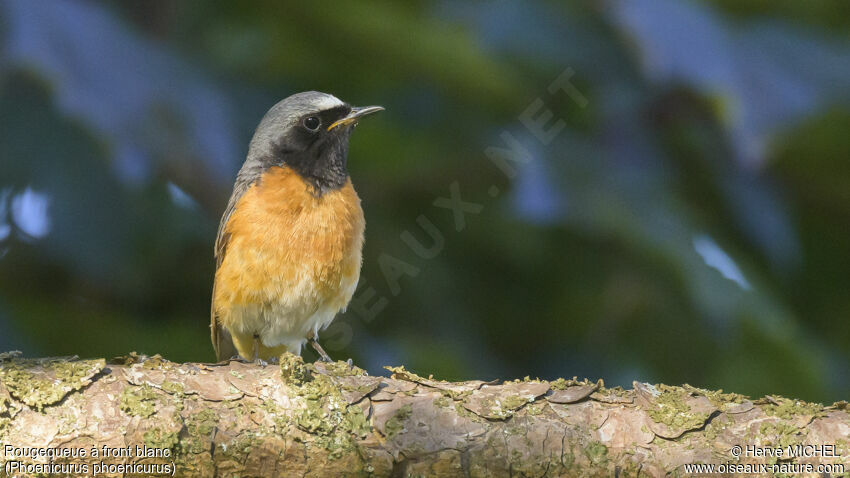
[0,0,848,402]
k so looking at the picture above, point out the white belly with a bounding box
[225,264,360,354]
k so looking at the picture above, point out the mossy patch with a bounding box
[259,400,289,432]
[314,434,353,460]
[183,408,221,454]
[286,363,373,460]
[507,376,544,384]
[384,365,425,382]
[310,405,371,461]
[384,404,413,439]
[346,405,371,439]
[594,384,630,398]
[454,401,481,421]
[584,441,608,465]
[463,392,536,420]
[218,431,257,461]
[280,353,311,385]
[160,380,185,396]
[762,397,824,420]
[501,394,528,410]
[120,385,159,418]
[144,428,179,454]
[191,409,219,437]
[590,386,634,406]
[321,361,367,377]
[0,385,13,437]
[296,395,337,435]
[110,351,142,365]
[140,354,170,370]
[0,358,104,411]
[338,380,379,398]
[0,390,10,415]
[455,391,478,402]
[643,384,710,431]
[56,408,79,435]
[683,384,746,408]
[760,422,806,450]
[295,374,343,434]
[433,396,452,408]
[703,414,733,441]
[550,377,602,391]
[0,351,22,361]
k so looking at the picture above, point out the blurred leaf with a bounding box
[178,0,525,113]
[610,0,850,166]
[0,0,239,207]
[709,0,850,34]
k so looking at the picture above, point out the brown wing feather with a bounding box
[210,177,255,361]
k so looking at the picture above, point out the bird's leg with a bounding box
[309,334,333,363]
[252,334,267,366]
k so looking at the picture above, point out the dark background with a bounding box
[1,0,849,403]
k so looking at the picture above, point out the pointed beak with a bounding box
[327,105,385,131]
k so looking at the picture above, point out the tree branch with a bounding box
[0,352,847,477]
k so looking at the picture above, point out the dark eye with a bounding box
[303,116,321,131]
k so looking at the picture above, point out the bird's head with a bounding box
[243,91,383,194]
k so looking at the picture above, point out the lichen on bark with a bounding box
[0,351,848,477]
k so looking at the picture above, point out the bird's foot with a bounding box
[309,337,333,363]
[253,358,268,367]
[228,355,253,364]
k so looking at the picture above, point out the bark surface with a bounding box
[0,351,848,477]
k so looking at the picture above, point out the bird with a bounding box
[211,91,383,363]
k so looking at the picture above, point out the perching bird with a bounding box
[211,91,383,362]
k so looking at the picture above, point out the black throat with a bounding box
[264,104,354,195]
[271,130,351,195]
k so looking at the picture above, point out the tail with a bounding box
[211,284,238,361]
[211,320,238,362]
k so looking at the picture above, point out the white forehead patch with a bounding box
[315,94,344,110]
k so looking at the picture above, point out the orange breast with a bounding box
[213,165,364,341]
